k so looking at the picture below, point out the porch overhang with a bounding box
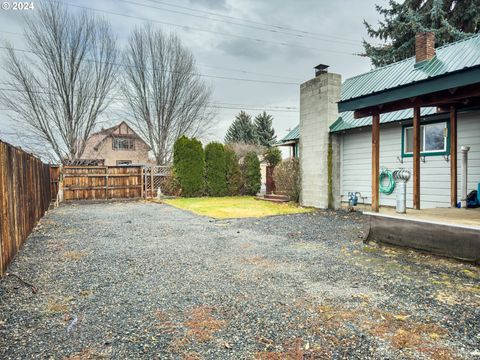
[338,66,480,117]
[275,140,297,146]
[339,79,480,214]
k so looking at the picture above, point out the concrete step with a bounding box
[264,194,290,201]
[256,194,290,203]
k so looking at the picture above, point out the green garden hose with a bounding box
[379,168,396,195]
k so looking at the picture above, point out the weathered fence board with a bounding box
[62,166,143,200]
[50,165,60,201]
[0,140,53,276]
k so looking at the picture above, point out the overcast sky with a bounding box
[0,0,385,150]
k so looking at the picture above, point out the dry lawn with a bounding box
[162,197,312,219]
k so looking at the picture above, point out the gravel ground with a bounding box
[0,201,479,359]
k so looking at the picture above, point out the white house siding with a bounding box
[340,111,480,209]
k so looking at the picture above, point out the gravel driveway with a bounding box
[0,201,479,359]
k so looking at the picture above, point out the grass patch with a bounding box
[63,251,88,261]
[43,296,74,314]
[162,196,313,219]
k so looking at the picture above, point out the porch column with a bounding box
[371,114,380,212]
[450,105,457,207]
[413,106,421,210]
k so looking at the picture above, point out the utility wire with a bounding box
[0,45,301,85]
[0,88,299,112]
[0,30,304,81]
[114,0,363,47]
[141,0,365,44]
[55,1,357,56]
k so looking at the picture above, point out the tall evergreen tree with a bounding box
[242,151,261,195]
[173,136,205,197]
[205,142,228,197]
[224,146,243,196]
[363,0,480,67]
[224,111,257,144]
[254,111,277,147]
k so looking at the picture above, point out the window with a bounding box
[402,121,449,157]
[293,143,299,158]
[116,160,132,165]
[113,137,135,151]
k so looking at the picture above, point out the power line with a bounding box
[114,0,363,47]
[0,87,299,112]
[0,29,304,82]
[141,0,364,44]
[56,1,357,56]
[0,45,301,85]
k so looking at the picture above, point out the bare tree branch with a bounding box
[122,25,216,165]
[0,0,118,163]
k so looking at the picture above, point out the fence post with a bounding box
[0,142,4,276]
[140,166,144,199]
[150,165,154,198]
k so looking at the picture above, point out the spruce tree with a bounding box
[363,0,480,67]
[254,111,276,147]
[224,111,257,144]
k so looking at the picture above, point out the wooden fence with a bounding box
[62,166,143,200]
[0,140,53,276]
[50,165,60,201]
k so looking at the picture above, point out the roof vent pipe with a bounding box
[415,32,436,63]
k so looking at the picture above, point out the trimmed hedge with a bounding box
[173,136,205,197]
[205,142,227,196]
[225,146,243,196]
[242,151,261,195]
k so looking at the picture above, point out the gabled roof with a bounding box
[277,125,299,144]
[91,121,129,137]
[339,33,480,112]
[330,107,437,133]
[89,121,150,150]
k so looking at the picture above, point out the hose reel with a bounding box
[379,168,395,195]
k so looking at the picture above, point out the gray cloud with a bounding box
[188,0,227,9]
[217,38,277,61]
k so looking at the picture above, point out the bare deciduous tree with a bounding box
[0,1,118,163]
[123,25,215,165]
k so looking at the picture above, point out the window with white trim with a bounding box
[402,121,448,157]
[113,137,135,151]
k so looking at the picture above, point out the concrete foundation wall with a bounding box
[368,214,480,262]
[300,73,341,209]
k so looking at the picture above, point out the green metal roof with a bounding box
[330,107,437,133]
[277,125,299,143]
[339,33,480,112]
[277,107,439,135]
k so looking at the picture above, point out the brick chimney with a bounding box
[415,32,435,63]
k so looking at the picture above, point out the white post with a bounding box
[461,145,470,208]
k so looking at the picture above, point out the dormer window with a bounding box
[113,137,135,150]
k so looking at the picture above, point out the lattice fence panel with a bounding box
[144,166,170,198]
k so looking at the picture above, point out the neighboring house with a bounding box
[82,121,152,166]
[299,33,480,210]
[276,125,300,158]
